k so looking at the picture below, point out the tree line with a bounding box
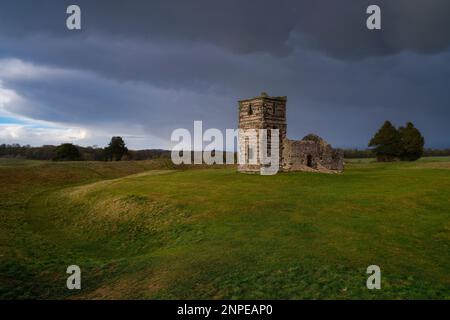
[1,124,448,161]
[0,137,169,161]
[342,148,450,159]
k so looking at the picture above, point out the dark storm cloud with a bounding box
[0,0,449,148]
[1,0,450,59]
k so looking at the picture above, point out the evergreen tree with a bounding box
[368,121,402,162]
[399,122,424,161]
[105,136,128,161]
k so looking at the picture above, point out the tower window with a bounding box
[245,137,253,163]
[248,104,253,115]
[248,146,254,161]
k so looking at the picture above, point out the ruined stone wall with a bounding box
[282,136,344,173]
[322,148,344,171]
[282,139,317,171]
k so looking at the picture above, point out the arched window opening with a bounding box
[306,155,313,167]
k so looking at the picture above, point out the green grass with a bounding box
[1,157,449,299]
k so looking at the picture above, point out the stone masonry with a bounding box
[238,92,343,173]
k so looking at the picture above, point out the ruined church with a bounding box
[238,92,344,173]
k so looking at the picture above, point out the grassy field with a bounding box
[0,157,449,299]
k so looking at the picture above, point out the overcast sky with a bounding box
[0,0,449,149]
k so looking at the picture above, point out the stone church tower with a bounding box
[238,92,344,174]
[238,92,287,173]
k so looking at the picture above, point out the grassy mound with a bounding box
[1,157,449,299]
